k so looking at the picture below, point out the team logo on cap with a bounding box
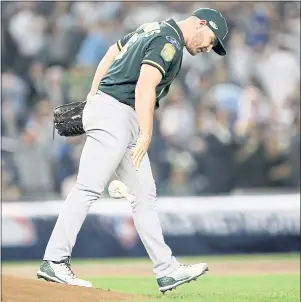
[209,21,218,30]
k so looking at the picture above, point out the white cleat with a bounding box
[37,258,92,288]
[157,263,209,293]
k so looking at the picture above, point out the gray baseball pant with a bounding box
[43,92,180,278]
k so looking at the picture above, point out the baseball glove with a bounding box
[53,101,87,137]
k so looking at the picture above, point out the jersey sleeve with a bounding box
[141,36,178,78]
[116,32,135,51]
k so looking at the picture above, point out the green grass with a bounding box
[2,252,300,266]
[89,274,300,302]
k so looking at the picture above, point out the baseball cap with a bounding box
[192,8,228,56]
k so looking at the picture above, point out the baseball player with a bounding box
[37,8,228,293]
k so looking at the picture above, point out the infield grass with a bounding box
[86,253,300,302]
[89,274,300,302]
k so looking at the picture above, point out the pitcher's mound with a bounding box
[2,275,137,302]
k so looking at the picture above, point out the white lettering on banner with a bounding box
[159,211,300,236]
[159,214,195,235]
[2,194,300,237]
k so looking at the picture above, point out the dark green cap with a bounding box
[192,8,228,56]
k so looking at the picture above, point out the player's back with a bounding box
[99,19,184,109]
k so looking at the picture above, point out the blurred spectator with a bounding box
[12,99,56,200]
[254,44,300,114]
[7,2,47,76]
[193,104,236,194]
[55,136,84,194]
[203,75,243,131]
[123,3,169,31]
[159,152,197,196]
[76,20,109,67]
[159,81,195,148]
[289,131,301,188]
[26,61,48,103]
[2,152,21,201]
[227,29,253,86]
[62,67,94,103]
[24,99,54,148]
[14,129,55,200]
[263,128,293,187]
[40,2,84,68]
[43,66,66,108]
[2,71,29,137]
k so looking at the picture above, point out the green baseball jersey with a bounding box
[99,19,184,109]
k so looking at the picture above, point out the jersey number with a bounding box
[115,22,161,60]
[115,33,139,60]
[142,22,161,37]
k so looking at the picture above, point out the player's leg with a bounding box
[38,93,134,286]
[116,151,208,292]
[116,150,180,276]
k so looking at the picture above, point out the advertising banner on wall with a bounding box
[2,194,300,261]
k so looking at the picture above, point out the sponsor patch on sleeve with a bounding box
[160,43,176,62]
[166,36,181,50]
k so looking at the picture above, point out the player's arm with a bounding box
[88,44,120,97]
[132,64,162,169]
[135,64,162,137]
[88,32,135,98]
[132,36,178,169]
[135,36,177,136]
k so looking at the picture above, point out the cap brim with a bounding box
[213,38,226,56]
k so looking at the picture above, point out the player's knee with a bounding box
[74,182,103,202]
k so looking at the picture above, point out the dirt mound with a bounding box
[2,275,137,302]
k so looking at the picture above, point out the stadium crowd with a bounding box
[2,1,300,201]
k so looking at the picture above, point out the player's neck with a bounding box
[177,20,190,46]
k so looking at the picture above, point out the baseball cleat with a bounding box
[37,258,92,287]
[157,263,208,293]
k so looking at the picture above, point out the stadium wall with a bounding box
[2,194,300,261]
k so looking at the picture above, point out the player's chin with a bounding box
[187,48,198,56]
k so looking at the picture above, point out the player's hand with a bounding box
[132,134,152,169]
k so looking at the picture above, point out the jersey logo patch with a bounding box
[161,43,176,62]
[166,36,181,50]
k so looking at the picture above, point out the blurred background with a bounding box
[1,1,300,269]
[1,1,300,202]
